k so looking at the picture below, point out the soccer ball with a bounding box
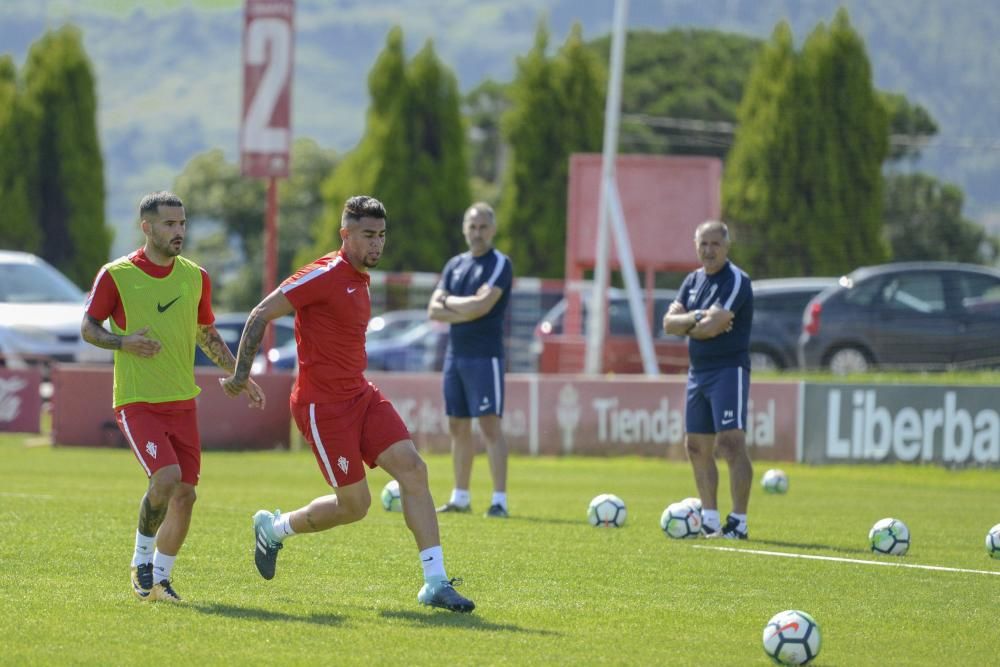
[762,469,789,494]
[869,517,909,555]
[660,501,702,539]
[380,479,402,512]
[986,523,1000,559]
[588,493,627,527]
[681,496,703,514]
[762,609,821,665]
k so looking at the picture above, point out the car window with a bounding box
[842,277,883,307]
[0,262,83,303]
[954,273,1000,313]
[755,290,822,315]
[879,273,946,314]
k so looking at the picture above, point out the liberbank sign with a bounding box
[801,385,1000,467]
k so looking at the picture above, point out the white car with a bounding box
[0,250,111,372]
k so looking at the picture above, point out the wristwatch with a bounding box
[693,310,704,324]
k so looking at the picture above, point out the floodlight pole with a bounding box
[585,0,659,376]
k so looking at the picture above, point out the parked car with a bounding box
[532,288,689,373]
[194,312,296,373]
[255,309,449,373]
[750,277,838,371]
[366,309,429,344]
[0,250,111,372]
[798,262,1000,373]
[366,314,448,372]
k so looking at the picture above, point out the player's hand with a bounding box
[218,374,246,399]
[121,326,161,357]
[244,377,266,410]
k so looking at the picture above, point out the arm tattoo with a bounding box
[82,314,122,350]
[232,315,268,382]
[197,325,237,372]
[138,494,168,536]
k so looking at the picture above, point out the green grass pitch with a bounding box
[1,434,997,665]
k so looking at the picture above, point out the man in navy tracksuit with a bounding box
[663,220,754,539]
[427,203,513,519]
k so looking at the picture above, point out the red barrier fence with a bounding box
[0,368,42,434]
[48,365,799,461]
[367,372,799,462]
[51,365,294,450]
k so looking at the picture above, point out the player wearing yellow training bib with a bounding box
[82,191,265,603]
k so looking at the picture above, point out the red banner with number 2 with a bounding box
[240,0,294,178]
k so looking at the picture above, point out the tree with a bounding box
[22,26,110,287]
[801,9,889,272]
[588,28,763,159]
[884,172,996,263]
[0,56,40,253]
[880,92,938,162]
[174,138,338,312]
[723,10,889,278]
[463,78,509,204]
[497,22,605,278]
[721,22,802,277]
[312,28,470,272]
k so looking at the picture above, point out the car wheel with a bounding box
[749,349,782,371]
[827,346,871,375]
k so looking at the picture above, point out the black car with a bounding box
[798,262,1000,373]
[750,277,837,370]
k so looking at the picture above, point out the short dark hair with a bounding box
[139,191,184,219]
[341,195,387,228]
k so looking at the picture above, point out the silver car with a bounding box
[0,250,110,372]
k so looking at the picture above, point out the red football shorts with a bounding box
[291,382,411,487]
[116,402,201,485]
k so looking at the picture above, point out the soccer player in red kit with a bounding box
[220,195,474,613]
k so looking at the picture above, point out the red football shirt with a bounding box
[281,250,371,404]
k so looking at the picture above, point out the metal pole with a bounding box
[584,0,628,375]
[262,176,278,372]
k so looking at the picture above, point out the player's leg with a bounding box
[476,356,509,518]
[477,415,508,517]
[440,357,474,512]
[710,367,751,539]
[684,372,720,534]
[150,406,201,601]
[376,439,475,613]
[364,391,473,612]
[377,439,439,549]
[252,398,369,580]
[116,405,180,600]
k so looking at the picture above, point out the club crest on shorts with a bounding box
[337,456,349,475]
[145,441,157,458]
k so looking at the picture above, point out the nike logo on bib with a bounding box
[157,296,181,313]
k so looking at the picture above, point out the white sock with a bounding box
[702,509,721,530]
[152,550,176,583]
[419,545,447,583]
[491,491,507,509]
[274,512,295,540]
[131,531,155,567]
[449,489,470,507]
[730,512,748,530]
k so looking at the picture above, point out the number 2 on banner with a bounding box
[244,18,290,153]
